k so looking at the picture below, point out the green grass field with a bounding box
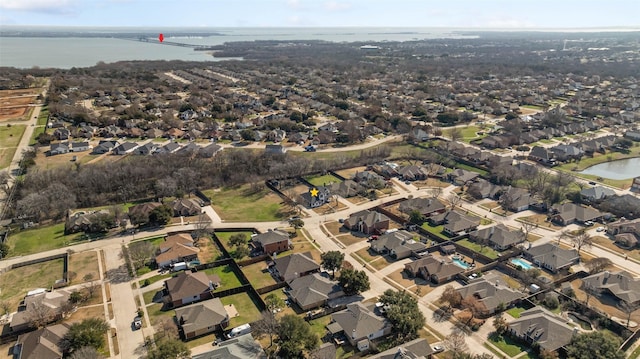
[487,334,531,357]
[203,265,243,290]
[420,223,449,240]
[220,293,263,328]
[207,185,292,222]
[506,306,526,318]
[7,222,84,256]
[215,231,254,254]
[305,173,342,187]
[456,239,500,259]
[0,124,26,148]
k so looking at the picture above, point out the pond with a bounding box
[579,157,640,180]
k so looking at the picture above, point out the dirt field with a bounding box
[0,88,39,122]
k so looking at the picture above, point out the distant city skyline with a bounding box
[0,0,639,29]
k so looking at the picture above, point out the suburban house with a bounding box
[191,333,266,359]
[329,180,364,198]
[160,142,182,154]
[250,230,291,255]
[13,323,70,359]
[398,197,447,218]
[70,141,92,152]
[353,170,385,186]
[170,198,202,217]
[134,142,157,155]
[447,169,480,185]
[368,338,434,359]
[327,302,392,351]
[113,141,139,155]
[163,270,220,308]
[500,187,535,213]
[580,186,616,201]
[397,165,428,181]
[469,224,524,251]
[528,146,555,164]
[607,218,640,237]
[265,144,286,154]
[65,209,112,234]
[404,255,466,284]
[429,211,480,236]
[155,233,199,268]
[92,140,118,154]
[49,142,69,156]
[198,143,223,158]
[550,203,603,226]
[456,277,525,316]
[467,179,504,200]
[299,186,331,208]
[175,298,230,339]
[287,273,344,311]
[524,243,579,273]
[271,252,320,282]
[370,230,428,260]
[507,307,576,352]
[343,210,390,235]
[128,201,162,223]
[10,289,72,332]
[581,271,640,306]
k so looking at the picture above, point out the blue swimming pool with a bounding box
[453,258,470,269]
[511,258,533,270]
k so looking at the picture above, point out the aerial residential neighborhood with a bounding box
[1,19,640,359]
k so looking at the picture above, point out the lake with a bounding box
[579,157,640,180]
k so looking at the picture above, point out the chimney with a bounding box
[352,329,356,339]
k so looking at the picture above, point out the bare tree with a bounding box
[438,285,463,311]
[444,330,468,354]
[128,241,157,269]
[620,300,639,328]
[447,193,463,211]
[461,296,485,325]
[571,229,592,258]
[28,302,54,328]
[520,221,538,243]
[586,257,612,274]
[69,346,104,359]
[252,310,280,347]
[449,127,463,143]
[155,318,178,340]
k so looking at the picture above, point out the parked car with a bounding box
[433,345,444,353]
[133,316,142,330]
[584,221,595,226]
[596,226,605,232]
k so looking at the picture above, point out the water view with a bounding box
[579,157,640,180]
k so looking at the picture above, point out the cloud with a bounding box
[286,0,301,9]
[324,1,351,12]
[0,0,76,13]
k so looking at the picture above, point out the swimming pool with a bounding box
[511,258,533,270]
[453,258,470,269]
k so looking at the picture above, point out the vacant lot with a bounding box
[334,166,367,179]
[0,259,64,311]
[7,223,83,256]
[220,293,262,328]
[208,185,293,221]
[305,173,342,187]
[33,147,96,170]
[68,251,100,285]
[0,125,26,148]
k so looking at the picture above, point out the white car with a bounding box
[432,345,444,353]
[596,226,605,232]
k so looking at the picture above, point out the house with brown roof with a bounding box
[271,252,320,282]
[175,298,229,339]
[429,211,480,237]
[164,270,220,308]
[370,230,428,260]
[250,230,291,255]
[170,198,202,217]
[155,233,199,268]
[327,302,392,351]
[128,201,162,225]
[581,271,640,306]
[343,210,390,235]
[507,307,576,352]
[13,323,70,359]
[287,273,344,311]
[192,333,266,359]
[404,255,466,284]
[10,290,72,332]
[469,224,524,251]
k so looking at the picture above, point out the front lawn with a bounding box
[456,239,499,259]
[208,185,294,221]
[7,222,84,256]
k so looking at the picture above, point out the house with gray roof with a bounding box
[524,243,579,273]
[507,306,576,352]
[580,186,616,201]
[368,338,434,359]
[370,230,428,259]
[581,271,640,306]
[272,252,320,282]
[467,179,503,200]
[404,255,466,284]
[175,298,229,339]
[398,165,428,181]
[550,203,603,225]
[287,272,344,311]
[170,198,202,217]
[529,146,554,164]
[469,224,524,251]
[327,302,392,351]
[192,333,266,359]
[250,230,291,255]
[344,210,390,235]
[429,211,480,236]
[13,323,70,359]
[447,169,480,185]
[456,277,525,316]
[10,289,72,332]
[113,141,139,155]
[398,197,447,217]
[49,142,69,156]
[329,179,363,198]
[500,187,535,212]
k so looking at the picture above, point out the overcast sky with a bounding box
[0,0,638,28]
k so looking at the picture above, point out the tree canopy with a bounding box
[146,338,190,359]
[62,318,110,353]
[276,314,319,358]
[379,289,426,341]
[566,331,624,359]
[320,251,345,278]
[338,268,370,295]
